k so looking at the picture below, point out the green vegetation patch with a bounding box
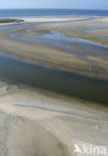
[0,18,24,23]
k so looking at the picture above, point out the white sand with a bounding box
[23,16,87,23]
[0,16,88,26]
[95,17,108,22]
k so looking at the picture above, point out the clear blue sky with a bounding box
[0,0,108,10]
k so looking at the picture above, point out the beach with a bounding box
[0,15,108,156]
[0,81,108,156]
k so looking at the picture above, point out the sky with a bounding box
[0,0,108,10]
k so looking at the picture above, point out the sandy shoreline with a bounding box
[0,15,108,26]
[0,16,90,25]
[0,81,108,156]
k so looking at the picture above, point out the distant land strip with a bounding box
[0,18,24,23]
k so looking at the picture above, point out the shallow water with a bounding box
[0,52,108,105]
[10,29,108,59]
[80,25,108,30]
[65,25,108,30]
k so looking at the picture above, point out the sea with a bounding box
[0,9,108,18]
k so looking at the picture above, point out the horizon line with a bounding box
[0,8,107,11]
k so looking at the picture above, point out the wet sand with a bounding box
[0,81,108,156]
[0,16,108,79]
[0,28,89,76]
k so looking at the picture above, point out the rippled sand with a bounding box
[0,81,108,156]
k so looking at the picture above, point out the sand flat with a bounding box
[0,81,108,156]
[0,28,89,76]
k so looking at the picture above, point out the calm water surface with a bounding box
[0,9,108,17]
[0,53,108,105]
